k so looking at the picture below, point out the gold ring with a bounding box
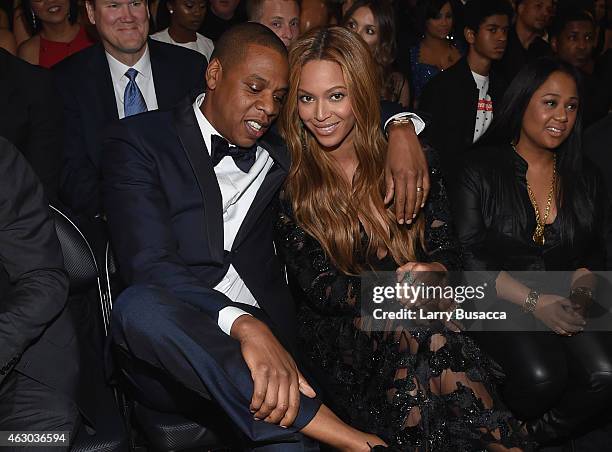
[416,187,423,192]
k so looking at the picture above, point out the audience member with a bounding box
[551,6,612,126]
[409,0,464,102]
[18,0,94,68]
[276,25,528,451]
[246,0,300,48]
[198,0,245,41]
[343,0,410,107]
[151,0,214,60]
[0,48,63,201]
[0,137,76,444]
[53,0,207,220]
[0,26,15,52]
[419,0,512,179]
[103,23,428,452]
[496,0,552,83]
[450,58,612,447]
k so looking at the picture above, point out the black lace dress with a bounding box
[274,151,530,451]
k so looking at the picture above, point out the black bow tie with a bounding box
[210,135,257,173]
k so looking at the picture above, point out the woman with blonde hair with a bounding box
[276,26,530,451]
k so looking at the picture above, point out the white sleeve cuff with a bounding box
[218,306,252,336]
[384,112,426,135]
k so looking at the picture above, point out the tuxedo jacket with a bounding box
[0,137,75,403]
[0,49,63,201]
[419,57,507,180]
[102,98,298,344]
[53,40,207,219]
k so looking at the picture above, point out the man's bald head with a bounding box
[210,22,288,73]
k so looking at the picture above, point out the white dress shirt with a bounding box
[106,45,159,119]
[193,93,275,335]
[151,28,214,61]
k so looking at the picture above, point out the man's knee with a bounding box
[111,285,175,339]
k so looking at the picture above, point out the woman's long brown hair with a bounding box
[279,26,424,275]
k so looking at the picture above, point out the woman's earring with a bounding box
[31,10,37,30]
[169,8,174,13]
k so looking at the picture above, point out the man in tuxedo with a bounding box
[104,23,427,450]
[0,137,75,443]
[53,0,207,220]
[0,48,63,202]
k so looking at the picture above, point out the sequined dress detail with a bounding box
[274,148,530,451]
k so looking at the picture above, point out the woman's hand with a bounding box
[532,294,586,336]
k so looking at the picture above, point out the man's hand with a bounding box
[384,122,430,224]
[231,315,316,427]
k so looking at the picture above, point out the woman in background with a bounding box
[152,0,214,60]
[451,58,612,447]
[344,0,410,107]
[17,0,93,68]
[409,0,462,102]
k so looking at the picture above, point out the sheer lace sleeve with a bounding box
[423,144,462,271]
[275,201,361,316]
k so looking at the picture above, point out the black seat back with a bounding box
[50,205,99,294]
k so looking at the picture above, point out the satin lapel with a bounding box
[173,100,224,263]
[232,131,290,250]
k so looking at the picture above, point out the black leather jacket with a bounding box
[449,143,607,272]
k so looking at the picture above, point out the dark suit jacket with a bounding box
[0,137,73,396]
[102,99,298,344]
[495,26,550,83]
[419,57,507,180]
[53,40,207,218]
[0,49,63,201]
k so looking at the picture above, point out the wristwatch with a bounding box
[523,290,540,313]
[385,116,414,137]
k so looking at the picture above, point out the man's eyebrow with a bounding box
[246,75,268,83]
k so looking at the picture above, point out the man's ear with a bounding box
[206,58,222,90]
[85,0,96,25]
[464,26,476,45]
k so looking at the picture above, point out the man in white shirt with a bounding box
[104,22,428,451]
[53,0,207,220]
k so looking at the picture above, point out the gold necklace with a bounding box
[525,153,557,245]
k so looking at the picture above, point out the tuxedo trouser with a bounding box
[471,331,612,442]
[110,284,321,450]
[0,370,81,451]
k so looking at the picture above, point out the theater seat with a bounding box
[50,206,129,452]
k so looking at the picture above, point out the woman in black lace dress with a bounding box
[276,26,528,451]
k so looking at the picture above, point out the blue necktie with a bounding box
[124,68,148,117]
